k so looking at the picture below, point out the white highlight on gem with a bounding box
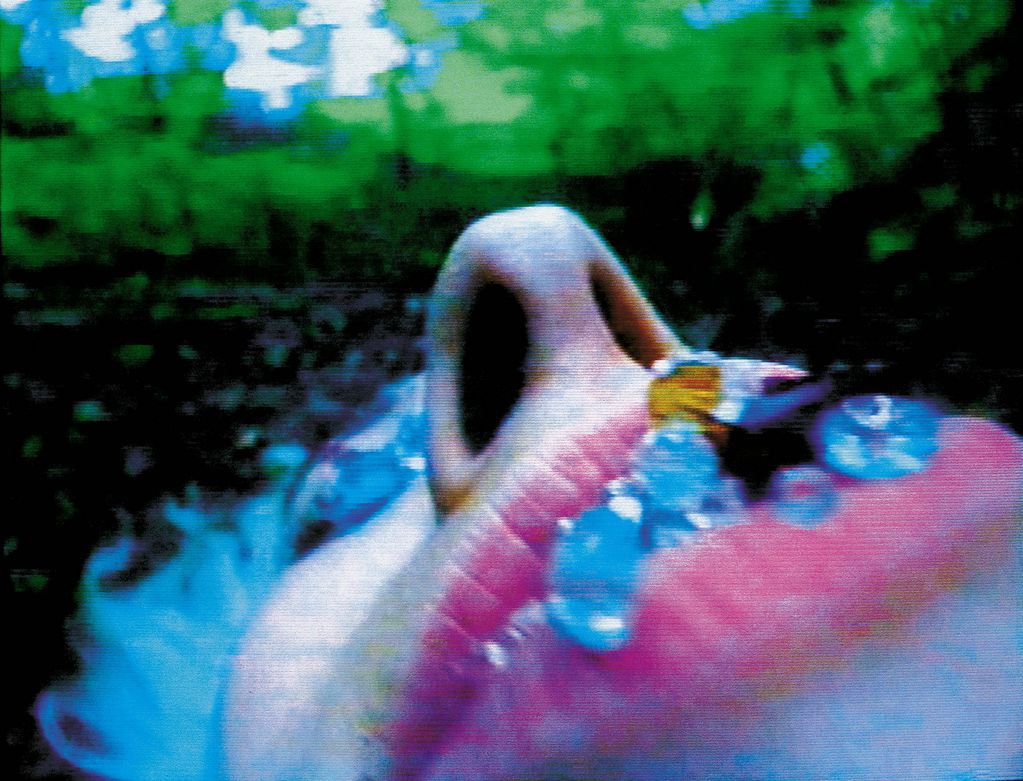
[608,495,643,523]
[888,449,924,473]
[63,0,164,63]
[685,511,713,530]
[508,598,547,632]
[401,455,427,473]
[0,0,29,10]
[299,0,408,97]
[588,613,626,634]
[605,478,630,496]
[831,433,868,469]
[222,9,319,111]
[481,640,509,669]
[844,394,895,430]
[651,358,673,378]
[715,397,743,423]
[290,461,342,520]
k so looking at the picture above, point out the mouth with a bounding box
[298,205,1018,781]
[390,402,1022,781]
[387,386,653,778]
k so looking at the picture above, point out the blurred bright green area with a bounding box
[1,0,1015,281]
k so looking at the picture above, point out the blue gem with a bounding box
[814,395,940,480]
[289,411,426,544]
[547,505,645,651]
[768,465,838,527]
[546,594,634,652]
[644,475,747,548]
[633,421,720,514]
[318,447,405,516]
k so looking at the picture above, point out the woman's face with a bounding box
[223,206,1023,781]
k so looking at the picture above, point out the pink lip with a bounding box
[386,401,651,778]
[354,204,1023,781]
[217,206,1021,781]
[388,413,1022,780]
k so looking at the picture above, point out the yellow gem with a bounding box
[648,361,726,440]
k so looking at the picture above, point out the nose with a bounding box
[425,204,681,515]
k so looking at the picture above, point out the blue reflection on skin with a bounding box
[35,375,429,781]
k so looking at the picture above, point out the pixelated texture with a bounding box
[0,0,1014,267]
[4,2,1022,780]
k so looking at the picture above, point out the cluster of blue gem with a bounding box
[547,387,942,652]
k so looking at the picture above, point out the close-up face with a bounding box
[222,206,1023,781]
[5,3,1021,781]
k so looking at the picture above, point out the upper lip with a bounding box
[383,205,1023,780]
[391,399,1023,780]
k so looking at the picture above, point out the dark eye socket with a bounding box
[459,282,529,454]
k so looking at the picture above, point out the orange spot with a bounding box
[649,363,726,443]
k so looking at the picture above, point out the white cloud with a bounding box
[326,24,407,97]
[222,9,319,111]
[62,0,164,63]
[301,0,410,97]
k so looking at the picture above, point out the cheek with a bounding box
[222,480,436,781]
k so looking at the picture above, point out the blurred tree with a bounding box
[1,0,1012,273]
[389,0,1008,213]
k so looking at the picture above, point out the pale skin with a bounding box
[223,205,1023,781]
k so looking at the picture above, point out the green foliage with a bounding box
[117,344,155,365]
[239,0,298,30]
[168,0,234,25]
[2,70,395,270]
[61,0,91,15]
[0,19,22,78]
[0,0,1014,273]
[390,0,1008,213]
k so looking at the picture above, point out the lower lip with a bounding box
[387,416,1022,780]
